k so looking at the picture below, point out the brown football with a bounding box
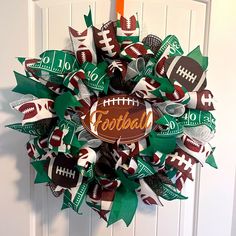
[164,56,207,91]
[81,94,161,144]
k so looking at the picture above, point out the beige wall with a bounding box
[0,1,30,236]
[198,0,236,236]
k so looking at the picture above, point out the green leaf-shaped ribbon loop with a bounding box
[187,46,208,71]
[161,184,188,200]
[141,131,177,155]
[13,71,54,99]
[205,147,218,169]
[31,160,51,184]
[54,91,82,120]
[107,169,139,226]
[107,184,138,227]
[84,7,93,27]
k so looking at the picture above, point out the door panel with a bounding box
[28,1,209,235]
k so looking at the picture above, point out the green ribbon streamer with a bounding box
[62,183,88,213]
[17,57,26,64]
[161,184,188,200]
[129,157,156,179]
[86,201,101,212]
[166,167,178,179]
[29,50,79,75]
[206,155,218,169]
[71,136,86,150]
[179,109,216,131]
[31,160,51,184]
[61,120,76,145]
[107,170,139,226]
[116,169,140,191]
[84,8,93,27]
[205,147,218,169]
[13,71,54,99]
[107,184,138,227]
[6,121,54,136]
[141,131,177,155]
[187,46,208,71]
[54,91,81,120]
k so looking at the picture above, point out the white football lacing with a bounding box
[81,51,87,63]
[22,107,35,114]
[170,153,192,171]
[201,93,213,106]
[126,17,131,29]
[56,166,76,179]
[185,136,200,147]
[176,66,197,83]
[129,46,140,56]
[97,30,115,57]
[108,61,124,72]
[103,97,140,107]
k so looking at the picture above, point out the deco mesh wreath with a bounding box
[7,8,217,226]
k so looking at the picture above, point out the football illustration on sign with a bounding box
[81,94,161,144]
[164,56,207,91]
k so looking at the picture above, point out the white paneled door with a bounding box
[27,0,210,236]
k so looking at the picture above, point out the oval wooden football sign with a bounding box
[81,94,161,144]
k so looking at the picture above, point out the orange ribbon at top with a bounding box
[116,0,124,19]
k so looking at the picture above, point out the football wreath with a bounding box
[6,6,217,227]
